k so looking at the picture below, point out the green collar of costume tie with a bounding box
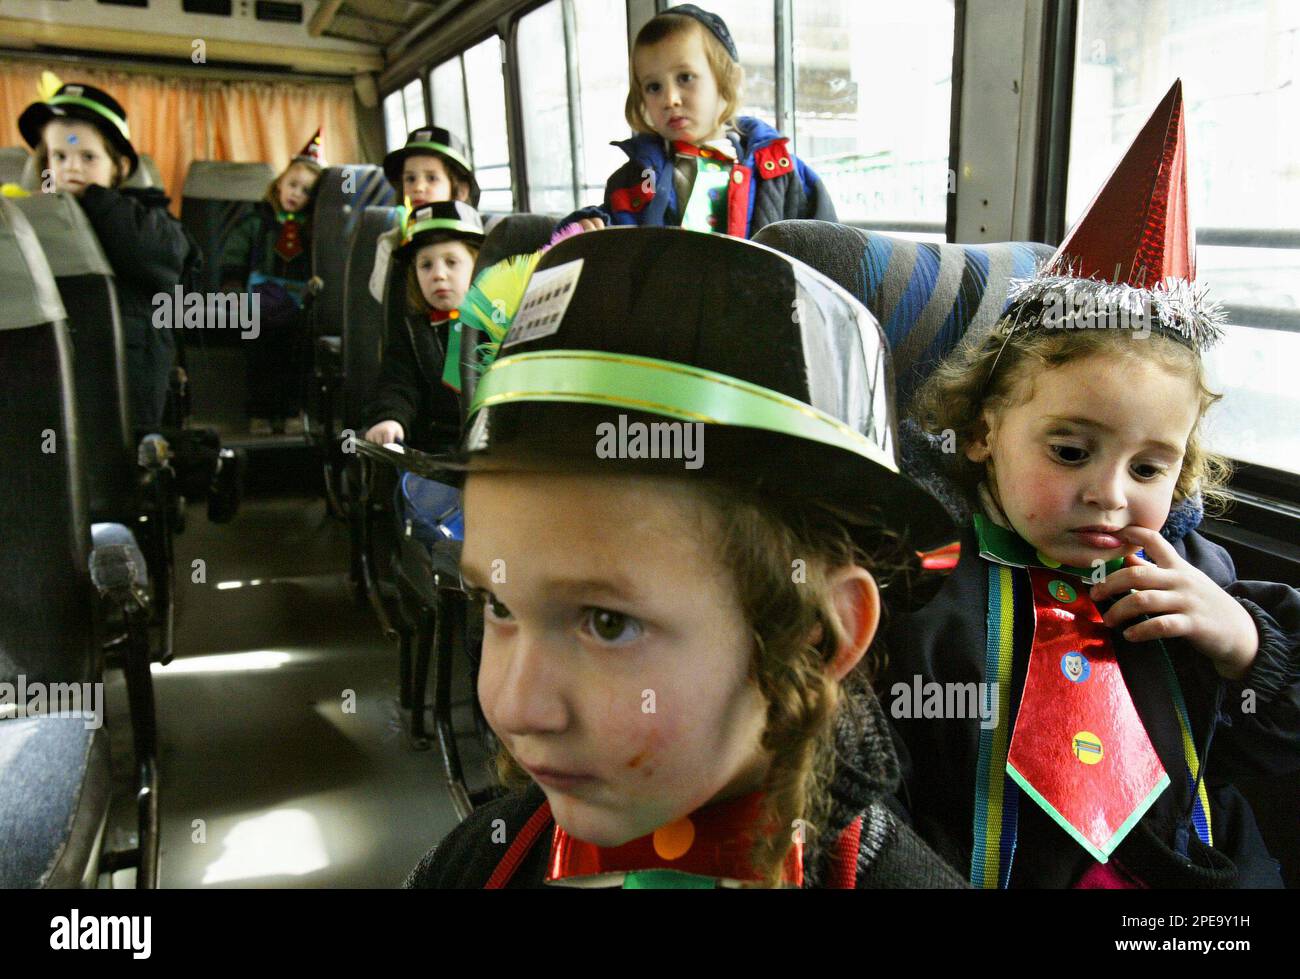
[974,513,1126,579]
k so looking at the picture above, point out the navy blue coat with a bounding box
[883,520,1300,888]
[561,116,836,238]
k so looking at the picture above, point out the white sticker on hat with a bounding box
[501,258,584,349]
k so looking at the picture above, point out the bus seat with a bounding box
[338,206,400,608]
[0,715,112,888]
[180,160,277,300]
[12,190,194,665]
[342,205,401,432]
[310,164,395,342]
[12,192,135,521]
[474,213,556,275]
[0,199,97,688]
[752,220,1054,414]
[0,199,112,888]
[0,146,28,186]
[122,153,163,192]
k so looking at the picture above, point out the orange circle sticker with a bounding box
[652,816,696,860]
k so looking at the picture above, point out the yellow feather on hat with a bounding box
[37,70,63,102]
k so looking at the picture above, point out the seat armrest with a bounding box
[90,521,150,603]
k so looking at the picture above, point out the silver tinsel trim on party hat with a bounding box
[995,266,1226,352]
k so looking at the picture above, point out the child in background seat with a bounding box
[364,200,484,453]
[18,78,197,432]
[369,127,479,305]
[559,4,835,239]
[219,128,324,435]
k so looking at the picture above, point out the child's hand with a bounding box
[576,217,605,232]
[306,275,324,296]
[366,420,404,445]
[1089,525,1259,679]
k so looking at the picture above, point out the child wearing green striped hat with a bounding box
[363,201,485,452]
[403,227,965,889]
[368,127,478,305]
[18,79,196,431]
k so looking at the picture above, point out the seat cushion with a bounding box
[0,715,110,888]
[752,221,1054,412]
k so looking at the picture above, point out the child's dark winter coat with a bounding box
[884,517,1300,888]
[364,311,462,454]
[77,183,197,430]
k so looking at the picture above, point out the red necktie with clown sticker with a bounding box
[1005,568,1170,862]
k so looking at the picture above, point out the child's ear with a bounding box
[822,567,880,682]
[964,410,995,463]
[455,183,470,203]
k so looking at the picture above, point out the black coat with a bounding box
[76,184,198,429]
[883,520,1300,888]
[364,312,462,453]
[405,693,969,888]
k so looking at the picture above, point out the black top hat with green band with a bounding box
[19,83,138,178]
[463,227,956,550]
[397,200,485,257]
[383,127,479,207]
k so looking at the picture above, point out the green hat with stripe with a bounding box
[462,227,956,550]
[384,127,479,207]
[397,200,485,256]
[19,82,139,179]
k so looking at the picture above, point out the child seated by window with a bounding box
[884,82,1300,889]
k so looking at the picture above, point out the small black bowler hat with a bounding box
[463,227,956,550]
[383,127,480,208]
[19,83,139,178]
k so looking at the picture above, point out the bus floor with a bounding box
[99,489,492,888]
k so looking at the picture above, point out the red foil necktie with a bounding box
[274,216,303,261]
[1005,568,1169,862]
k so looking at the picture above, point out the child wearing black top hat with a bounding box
[364,200,485,453]
[558,4,835,239]
[368,127,479,305]
[18,78,198,432]
[402,227,965,889]
[219,129,325,435]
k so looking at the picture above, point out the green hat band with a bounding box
[48,94,130,141]
[405,141,471,175]
[402,216,483,246]
[469,349,898,475]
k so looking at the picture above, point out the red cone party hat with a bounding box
[292,127,325,170]
[1002,79,1223,350]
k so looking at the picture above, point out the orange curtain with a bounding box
[1,61,362,213]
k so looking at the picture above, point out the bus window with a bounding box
[430,57,469,152]
[383,89,407,152]
[666,0,776,123]
[518,1,575,213]
[383,77,429,151]
[517,0,630,214]
[574,0,630,205]
[463,35,514,212]
[426,37,514,212]
[403,77,428,132]
[1069,0,1300,473]
[792,0,954,237]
